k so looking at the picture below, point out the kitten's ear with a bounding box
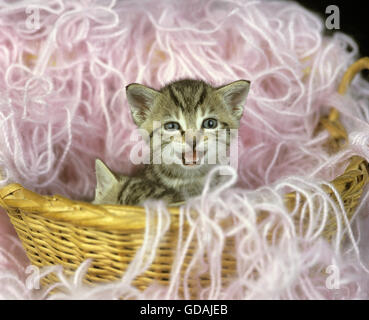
[95,159,118,196]
[126,83,161,126]
[216,80,251,120]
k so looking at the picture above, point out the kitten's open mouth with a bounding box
[181,150,204,166]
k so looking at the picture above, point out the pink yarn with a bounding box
[0,0,369,299]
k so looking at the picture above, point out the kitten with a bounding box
[93,79,250,205]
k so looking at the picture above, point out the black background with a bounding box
[295,1,369,80]
[295,1,369,57]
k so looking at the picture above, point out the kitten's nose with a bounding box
[188,136,196,149]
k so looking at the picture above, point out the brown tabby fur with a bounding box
[93,79,250,205]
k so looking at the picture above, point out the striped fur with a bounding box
[94,79,250,205]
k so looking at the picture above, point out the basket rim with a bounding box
[0,182,182,231]
[0,156,368,232]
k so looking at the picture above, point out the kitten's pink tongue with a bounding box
[183,150,197,165]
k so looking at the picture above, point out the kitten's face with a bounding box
[126,79,250,171]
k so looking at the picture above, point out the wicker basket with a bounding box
[0,58,368,297]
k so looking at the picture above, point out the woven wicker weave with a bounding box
[0,58,368,296]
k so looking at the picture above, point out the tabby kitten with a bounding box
[93,79,250,205]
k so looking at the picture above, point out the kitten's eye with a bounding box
[164,122,181,131]
[202,118,218,129]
